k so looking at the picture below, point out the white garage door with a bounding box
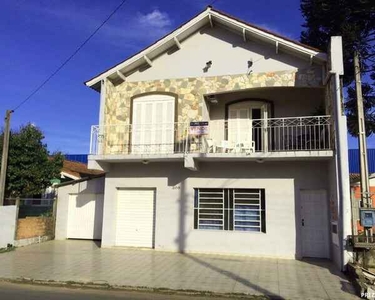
[115,189,155,248]
[67,194,104,240]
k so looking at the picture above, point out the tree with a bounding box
[346,84,375,136]
[300,0,375,136]
[0,124,63,198]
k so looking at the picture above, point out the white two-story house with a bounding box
[64,7,352,269]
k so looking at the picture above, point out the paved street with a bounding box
[0,281,257,300]
[0,240,358,299]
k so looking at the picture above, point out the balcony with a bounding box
[90,116,333,163]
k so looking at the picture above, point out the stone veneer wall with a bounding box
[105,67,322,125]
[101,67,322,154]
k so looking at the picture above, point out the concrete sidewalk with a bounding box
[0,240,358,299]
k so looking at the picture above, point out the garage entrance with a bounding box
[115,189,155,248]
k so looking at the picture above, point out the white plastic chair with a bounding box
[239,141,255,154]
[218,140,235,153]
[205,138,216,153]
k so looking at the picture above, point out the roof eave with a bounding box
[55,173,105,188]
[84,8,212,89]
[85,7,327,89]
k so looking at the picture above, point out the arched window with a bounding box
[131,93,176,154]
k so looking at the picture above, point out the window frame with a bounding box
[193,188,266,233]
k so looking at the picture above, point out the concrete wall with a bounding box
[0,206,17,248]
[328,157,341,268]
[126,26,315,82]
[101,160,330,258]
[55,177,105,240]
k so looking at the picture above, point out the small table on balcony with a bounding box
[216,145,235,153]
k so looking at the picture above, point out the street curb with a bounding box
[0,277,272,299]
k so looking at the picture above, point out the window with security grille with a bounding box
[194,188,265,232]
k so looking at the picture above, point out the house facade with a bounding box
[60,7,352,269]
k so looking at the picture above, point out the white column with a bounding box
[98,80,106,155]
[330,36,352,270]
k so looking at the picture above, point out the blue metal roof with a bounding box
[64,154,88,164]
[349,149,375,174]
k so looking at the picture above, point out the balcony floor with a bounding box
[89,150,334,164]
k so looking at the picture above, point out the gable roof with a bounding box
[85,6,327,91]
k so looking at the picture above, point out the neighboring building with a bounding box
[349,149,375,236]
[44,159,103,194]
[348,149,375,174]
[64,154,89,164]
[59,159,104,182]
[55,7,351,269]
[31,159,104,204]
[349,174,375,236]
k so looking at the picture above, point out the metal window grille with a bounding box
[194,188,265,232]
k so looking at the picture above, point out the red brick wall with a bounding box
[16,217,54,240]
[352,185,375,233]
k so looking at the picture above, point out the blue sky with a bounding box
[0,0,365,154]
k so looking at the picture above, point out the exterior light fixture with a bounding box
[203,61,213,73]
[207,95,218,104]
[142,160,149,165]
[247,59,253,75]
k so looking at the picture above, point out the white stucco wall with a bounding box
[55,177,105,240]
[126,26,315,82]
[101,160,330,258]
[0,206,17,248]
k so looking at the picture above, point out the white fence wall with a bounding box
[0,206,17,248]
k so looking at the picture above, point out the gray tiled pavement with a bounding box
[0,240,358,299]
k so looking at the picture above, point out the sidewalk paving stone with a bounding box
[0,240,359,299]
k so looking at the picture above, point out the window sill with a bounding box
[193,229,266,234]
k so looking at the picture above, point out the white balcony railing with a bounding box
[90,115,332,156]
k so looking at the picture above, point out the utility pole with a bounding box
[354,51,372,240]
[0,110,12,206]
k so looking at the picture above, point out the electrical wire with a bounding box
[12,0,129,112]
[208,0,219,7]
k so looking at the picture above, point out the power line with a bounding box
[13,0,129,112]
[209,0,219,6]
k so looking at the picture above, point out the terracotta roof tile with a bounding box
[62,160,104,179]
[350,173,360,184]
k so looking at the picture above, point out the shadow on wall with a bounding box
[172,176,349,297]
[294,185,301,259]
[199,26,322,87]
[168,160,337,296]
[199,26,306,70]
[74,187,104,240]
[173,176,285,298]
